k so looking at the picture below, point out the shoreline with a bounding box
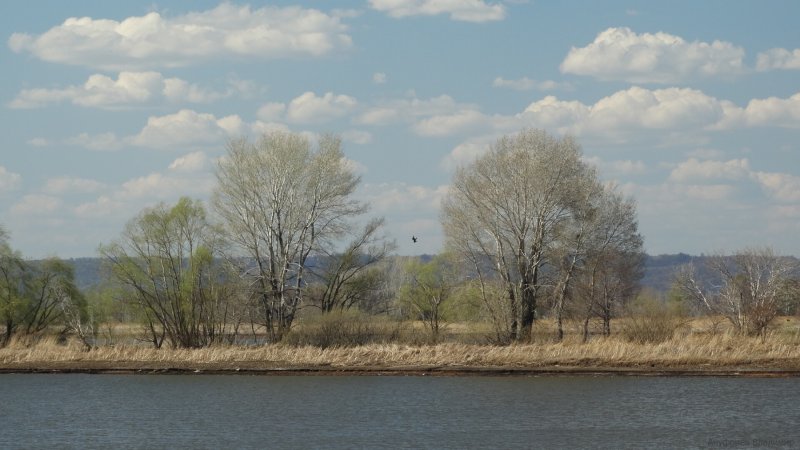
[2,362,800,377]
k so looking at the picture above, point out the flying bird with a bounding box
[412,236,417,243]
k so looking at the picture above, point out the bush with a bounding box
[283,310,409,348]
[620,294,687,344]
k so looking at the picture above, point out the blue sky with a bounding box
[1,1,799,258]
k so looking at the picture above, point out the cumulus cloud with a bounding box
[668,158,751,182]
[10,71,246,109]
[26,138,50,147]
[753,172,800,202]
[119,172,214,200]
[756,48,800,71]
[584,157,647,178]
[42,177,106,194]
[168,151,208,173]
[357,94,476,126]
[256,102,287,121]
[341,130,373,145]
[11,194,61,216]
[286,91,357,123]
[666,157,800,203]
[440,137,495,170]
[8,4,352,70]
[62,109,244,151]
[369,0,505,22]
[65,132,125,151]
[0,166,22,193]
[738,92,800,128]
[560,27,745,83]
[492,77,568,91]
[359,182,450,214]
[131,109,242,149]
[413,109,490,136]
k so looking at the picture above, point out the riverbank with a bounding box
[2,333,800,376]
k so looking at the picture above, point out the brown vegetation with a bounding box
[2,317,799,374]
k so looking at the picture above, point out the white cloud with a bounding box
[168,151,208,173]
[357,94,475,125]
[440,137,494,170]
[753,172,800,202]
[43,177,106,194]
[162,77,230,103]
[26,138,50,147]
[256,102,287,121]
[676,184,736,201]
[360,182,450,214]
[119,172,214,200]
[66,132,124,151]
[250,121,291,136]
[10,71,244,109]
[341,130,373,145]
[73,196,125,219]
[286,91,357,123]
[668,158,751,182]
[429,87,800,168]
[492,77,568,91]
[0,166,22,193]
[369,0,505,22]
[587,87,725,131]
[341,157,368,175]
[665,157,800,203]
[412,109,489,136]
[560,27,745,83]
[756,48,800,71]
[373,72,387,84]
[131,109,241,149]
[8,4,353,70]
[739,92,800,128]
[584,157,647,178]
[11,194,61,216]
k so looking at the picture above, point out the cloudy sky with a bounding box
[1,1,799,258]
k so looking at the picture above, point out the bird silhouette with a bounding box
[412,236,417,243]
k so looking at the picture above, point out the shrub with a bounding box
[283,311,409,348]
[620,294,687,344]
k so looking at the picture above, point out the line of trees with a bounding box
[4,129,798,349]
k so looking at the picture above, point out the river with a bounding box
[0,374,797,449]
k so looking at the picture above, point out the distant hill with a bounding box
[58,253,712,294]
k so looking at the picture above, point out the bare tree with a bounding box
[310,218,395,314]
[442,129,598,342]
[676,247,799,336]
[213,132,365,341]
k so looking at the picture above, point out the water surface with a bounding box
[0,374,797,449]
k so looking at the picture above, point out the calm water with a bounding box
[0,374,798,449]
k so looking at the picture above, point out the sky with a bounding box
[1,0,799,259]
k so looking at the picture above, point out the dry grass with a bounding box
[2,329,800,372]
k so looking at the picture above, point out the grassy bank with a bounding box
[2,331,800,375]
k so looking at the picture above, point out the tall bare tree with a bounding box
[213,132,365,341]
[676,247,799,336]
[442,129,598,342]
